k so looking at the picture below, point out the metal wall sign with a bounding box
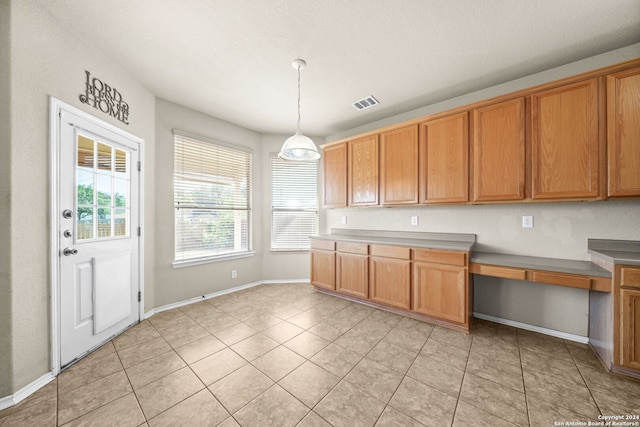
[79,70,130,125]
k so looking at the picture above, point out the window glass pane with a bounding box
[77,135,94,169]
[114,178,128,207]
[77,207,94,240]
[77,169,94,205]
[97,142,112,172]
[97,175,112,206]
[97,208,112,238]
[174,132,252,262]
[114,208,127,237]
[115,148,127,177]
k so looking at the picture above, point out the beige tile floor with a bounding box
[1,282,640,426]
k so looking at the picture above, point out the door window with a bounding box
[76,134,130,240]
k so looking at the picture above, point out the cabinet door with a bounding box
[607,67,640,197]
[420,112,469,203]
[310,249,335,290]
[413,261,467,325]
[369,256,411,310]
[348,135,379,206]
[380,125,419,205]
[531,79,601,199]
[322,143,348,208]
[336,253,369,299]
[621,288,640,371]
[472,98,526,202]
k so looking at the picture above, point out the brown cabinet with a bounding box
[607,67,640,197]
[420,112,469,204]
[310,240,336,290]
[531,79,602,200]
[369,245,411,309]
[336,242,369,299]
[621,288,640,371]
[380,125,419,205]
[322,143,347,208]
[412,249,470,328]
[348,135,379,206]
[616,265,640,372]
[472,98,526,202]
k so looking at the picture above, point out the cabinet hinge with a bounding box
[138,291,141,302]
[137,161,141,171]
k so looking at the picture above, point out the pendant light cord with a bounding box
[296,65,302,134]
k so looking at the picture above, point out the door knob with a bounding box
[63,247,78,256]
[62,209,73,219]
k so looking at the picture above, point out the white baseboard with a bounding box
[0,372,55,411]
[145,279,310,319]
[473,312,589,344]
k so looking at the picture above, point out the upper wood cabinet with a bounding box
[322,143,348,208]
[420,112,469,204]
[531,79,601,200]
[380,125,419,205]
[472,98,526,202]
[607,67,640,197]
[348,135,379,206]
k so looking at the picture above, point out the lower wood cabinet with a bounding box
[617,265,640,372]
[336,242,369,299]
[413,261,467,325]
[621,288,640,370]
[369,245,411,310]
[310,238,471,332]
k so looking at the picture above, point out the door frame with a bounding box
[49,97,145,375]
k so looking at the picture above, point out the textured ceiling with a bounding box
[38,0,640,136]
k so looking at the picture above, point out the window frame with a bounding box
[270,153,319,252]
[172,130,253,268]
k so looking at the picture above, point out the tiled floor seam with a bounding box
[515,328,531,427]
[451,333,473,427]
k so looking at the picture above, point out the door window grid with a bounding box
[76,134,130,241]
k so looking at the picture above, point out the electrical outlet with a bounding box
[522,215,533,228]
[231,269,237,279]
[411,216,419,226]
[341,216,347,225]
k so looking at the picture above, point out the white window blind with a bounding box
[174,131,252,263]
[271,155,318,251]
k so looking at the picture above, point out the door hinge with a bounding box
[138,291,141,302]
[137,226,141,237]
[137,161,141,171]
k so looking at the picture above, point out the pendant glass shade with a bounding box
[279,131,321,161]
[278,59,321,161]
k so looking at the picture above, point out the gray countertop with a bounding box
[588,239,640,267]
[311,229,476,252]
[470,252,612,278]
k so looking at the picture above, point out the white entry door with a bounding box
[57,107,141,368]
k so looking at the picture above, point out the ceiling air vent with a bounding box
[352,95,380,111]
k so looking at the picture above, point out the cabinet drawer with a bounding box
[412,249,467,266]
[311,239,335,251]
[336,242,369,255]
[530,271,591,290]
[621,267,640,289]
[370,245,410,260]
[469,263,526,280]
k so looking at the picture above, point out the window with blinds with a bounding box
[174,131,252,263]
[271,155,318,251]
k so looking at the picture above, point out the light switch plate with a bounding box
[522,215,533,228]
[341,216,347,225]
[411,216,419,226]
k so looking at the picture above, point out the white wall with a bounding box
[5,0,156,393]
[324,44,640,337]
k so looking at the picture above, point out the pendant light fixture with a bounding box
[278,59,321,161]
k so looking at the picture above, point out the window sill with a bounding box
[172,251,255,269]
[269,249,311,254]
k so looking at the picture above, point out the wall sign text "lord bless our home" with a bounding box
[79,70,130,125]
